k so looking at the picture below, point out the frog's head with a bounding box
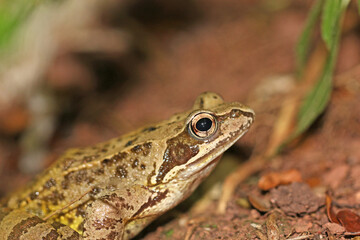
[151,92,254,186]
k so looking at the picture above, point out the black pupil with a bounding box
[195,117,212,131]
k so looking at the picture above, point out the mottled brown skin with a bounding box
[0,92,254,240]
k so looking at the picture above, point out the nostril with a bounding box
[230,109,241,118]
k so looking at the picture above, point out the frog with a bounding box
[0,92,254,240]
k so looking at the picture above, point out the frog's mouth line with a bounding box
[194,154,223,174]
[178,129,249,181]
[191,127,248,165]
[175,155,220,182]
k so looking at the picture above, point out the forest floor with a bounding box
[0,0,360,239]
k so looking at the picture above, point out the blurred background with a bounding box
[1,0,360,238]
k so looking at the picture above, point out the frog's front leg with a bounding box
[82,197,125,240]
[0,208,82,240]
[82,185,157,240]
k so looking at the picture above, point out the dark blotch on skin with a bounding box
[43,190,65,206]
[142,142,152,156]
[166,121,176,126]
[82,155,96,163]
[86,176,95,184]
[101,152,127,167]
[156,134,199,183]
[142,126,158,132]
[199,97,204,108]
[75,169,88,183]
[62,158,75,171]
[43,229,59,240]
[90,187,101,196]
[61,169,88,189]
[131,145,142,154]
[67,217,74,224]
[94,168,104,175]
[74,151,83,156]
[107,231,119,240]
[44,178,56,189]
[66,231,81,240]
[77,220,85,233]
[125,137,138,147]
[75,205,87,218]
[132,190,169,217]
[112,152,127,163]
[115,165,128,178]
[61,177,69,190]
[101,159,111,166]
[8,216,43,240]
[132,159,139,168]
[143,142,152,149]
[51,221,63,230]
[102,193,133,211]
[130,142,152,156]
[29,191,40,200]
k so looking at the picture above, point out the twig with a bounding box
[44,188,92,221]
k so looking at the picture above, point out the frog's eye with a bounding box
[189,112,217,139]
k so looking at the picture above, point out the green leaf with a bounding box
[321,0,350,50]
[295,0,323,79]
[0,0,35,51]
[294,59,333,138]
[281,0,350,149]
[290,16,343,144]
[164,229,174,237]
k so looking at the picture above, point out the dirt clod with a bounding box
[270,182,323,216]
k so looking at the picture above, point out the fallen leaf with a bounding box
[325,193,360,235]
[248,194,271,212]
[258,169,302,190]
[326,194,340,224]
[337,209,360,233]
[0,104,29,135]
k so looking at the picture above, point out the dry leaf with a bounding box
[326,194,340,224]
[0,104,29,135]
[325,193,360,235]
[337,209,360,233]
[258,169,302,191]
[248,194,271,212]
